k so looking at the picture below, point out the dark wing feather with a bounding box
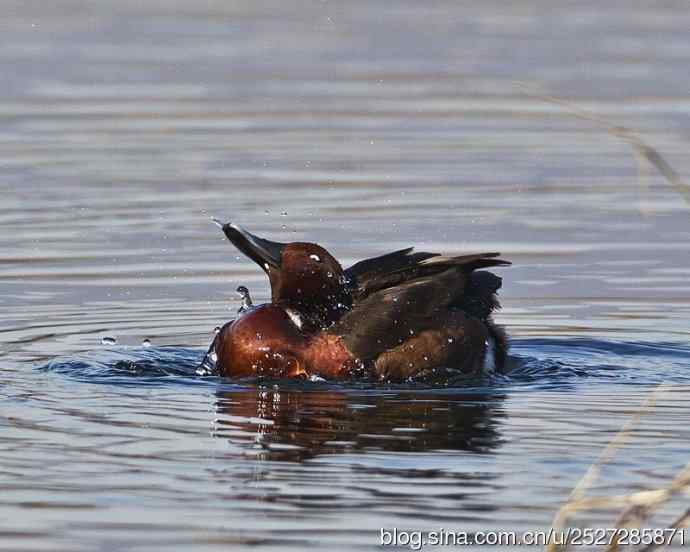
[346,249,510,302]
[335,253,510,362]
[345,248,436,290]
[332,267,469,361]
[460,270,504,320]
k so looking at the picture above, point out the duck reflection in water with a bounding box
[212,387,506,462]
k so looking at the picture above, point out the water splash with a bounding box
[236,285,253,314]
[42,346,207,384]
[197,348,217,376]
[39,338,690,388]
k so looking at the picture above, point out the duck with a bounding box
[205,222,510,382]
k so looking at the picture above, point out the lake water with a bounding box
[2,1,690,550]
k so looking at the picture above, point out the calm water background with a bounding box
[2,1,690,550]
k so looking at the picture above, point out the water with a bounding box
[2,1,690,550]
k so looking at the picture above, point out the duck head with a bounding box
[218,222,352,329]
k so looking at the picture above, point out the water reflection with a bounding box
[213,388,506,461]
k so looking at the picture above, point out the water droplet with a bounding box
[236,286,253,314]
[409,329,414,335]
[326,271,333,278]
[280,211,288,216]
[281,224,287,230]
[142,338,151,347]
[309,254,321,261]
[101,336,116,345]
[214,326,221,334]
[447,337,454,343]
[264,209,270,215]
[197,348,218,375]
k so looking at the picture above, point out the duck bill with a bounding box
[219,222,285,272]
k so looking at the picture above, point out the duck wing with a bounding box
[333,252,508,362]
[345,248,435,289]
[345,249,510,302]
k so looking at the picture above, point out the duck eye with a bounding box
[309,254,321,262]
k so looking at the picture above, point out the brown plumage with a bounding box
[205,223,510,381]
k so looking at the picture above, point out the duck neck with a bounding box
[275,287,352,330]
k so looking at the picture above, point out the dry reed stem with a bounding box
[545,385,668,552]
[545,385,690,552]
[516,83,690,208]
[638,507,690,552]
[604,463,690,552]
[515,86,690,551]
